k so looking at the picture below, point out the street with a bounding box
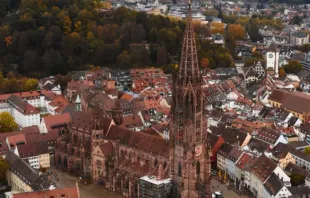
[211,179,249,198]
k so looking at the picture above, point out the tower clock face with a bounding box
[269,54,273,58]
[195,145,202,157]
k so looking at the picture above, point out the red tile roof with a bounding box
[99,142,114,157]
[7,134,27,149]
[251,155,277,183]
[236,153,255,170]
[268,89,310,114]
[106,125,169,157]
[42,113,71,132]
[17,143,49,158]
[120,93,134,102]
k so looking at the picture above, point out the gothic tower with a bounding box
[169,1,211,198]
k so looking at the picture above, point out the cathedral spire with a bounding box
[178,0,201,86]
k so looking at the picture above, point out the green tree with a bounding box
[246,19,260,42]
[290,173,305,186]
[0,157,9,182]
[149,28,158,43]
[42,49,65,74]
[156,47,167,66]
[291,15,302,25]
[0,112,18,132]
[284,60,303,74]
[300,44,310,53]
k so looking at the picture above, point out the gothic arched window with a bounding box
[163,161,167,169]
[178,162,182,177]
[154,158,158,167]
[117,177,121,187]
[196,161,201,175]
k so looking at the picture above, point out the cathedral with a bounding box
[54,1,211,197]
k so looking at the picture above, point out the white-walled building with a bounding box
[262,173,292,198]
[14,143,50,169]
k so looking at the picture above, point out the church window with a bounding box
[178,162,182,177]
[196,161,201,175]
[163,161,167,169]
[154,158,158,167]
[117,177,121,187]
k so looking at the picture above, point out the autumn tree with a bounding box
[201,58,209,68]
[227,24,245,40]
[0,112,18,132]
[210,22,225,34]
[57,11,71,34]
[117,51,131,66]
[279,68,286,78]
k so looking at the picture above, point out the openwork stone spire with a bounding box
[169,1,211,198]
[178,0,201,86]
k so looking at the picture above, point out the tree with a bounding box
[117,51,131,66]
[300,44,310,53]
[149,28,158,43]
[291,15,302,25]
[290,173,305,186]
[210,22,225,34]
[246,19,260,42]
[201,58,209,68]
[227,24,245,40]
[42,49,65,74]
[0,112,18,132]
[204,9,218,17]
[279,68,286,78]
[244,57,261,67]
[23,50,39,71]
[57,11,71,34]
[252,51,263,59]
[24,78,38,91]
[284,60,303,74]
[0,157,8,182]
[305,147,310,155]
[156,47,167,66]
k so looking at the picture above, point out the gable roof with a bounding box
[8,95,39,115]
[105,125,169,157]
[268,89,310,114]
[263,173,285,196]
[17,143,49,158]
[251,155,277,183]
[42,113,71,132]
[98,142,114,157]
